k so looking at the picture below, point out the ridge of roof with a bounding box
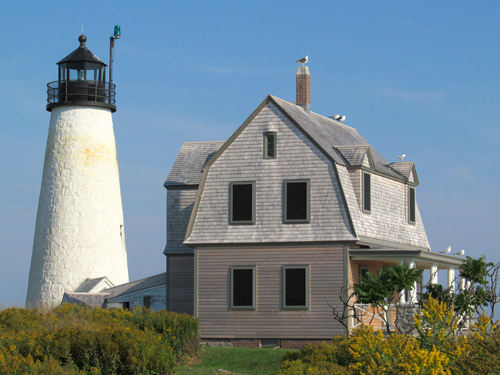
[268,95,404,180]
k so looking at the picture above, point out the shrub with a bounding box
[280,359,351,375]
[349,326,452,375]
[0,304,199,375]
[454,314,500,375]
[280,338,352,375]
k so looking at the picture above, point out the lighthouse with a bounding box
[26,30,129,308]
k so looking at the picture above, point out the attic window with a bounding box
[264,132,276,159]
[363,172,371,213]
[284,180,310,223]
[230,182,255,224]
[408,186,416,224]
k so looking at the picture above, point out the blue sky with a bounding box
[1,1,499,306]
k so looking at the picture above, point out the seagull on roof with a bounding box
[454,249,465,256]
[439,246,451,254]
[329,114,346,122]
[296,55,308,65]
[397,154,406,161]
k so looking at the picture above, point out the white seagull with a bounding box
[329,114,346,122]
[454,249,465,256]
[296,55,308,65]
[397,154,406,161]
[440,245,451,254]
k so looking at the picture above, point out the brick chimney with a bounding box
[296,65,310,112]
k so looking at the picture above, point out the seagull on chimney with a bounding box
[439,246,451,254]
[296,55,308,65]
[454,249,465,256]
[397,154,406,161]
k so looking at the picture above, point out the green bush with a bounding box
[0,304,199,375]
[280,338,352,375]
[280,359,352,375]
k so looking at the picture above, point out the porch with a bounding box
[348,249,465,332]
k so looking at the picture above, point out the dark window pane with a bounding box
[286,182,307,221]
[409,187,416,222]
[265,133,275,158]
[143,295,152,308]
[233,269,253,307]
[363,173,371,212]
[232,184,253,222]
[285,268,306,306]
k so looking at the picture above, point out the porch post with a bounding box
[447,268,456,293]
[409,260,418,304]
[430,264,438,284]
[459,277,466,291]
[399,260,406,304]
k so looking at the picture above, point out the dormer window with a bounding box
[263,132,276,159]
[363,172,371,213]
[408,186,416,224]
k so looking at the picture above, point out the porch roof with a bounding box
[349,249,464,269]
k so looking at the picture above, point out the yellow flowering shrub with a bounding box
[454,314,500,375]
[349,326,452,375]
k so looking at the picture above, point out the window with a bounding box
[231,266,256,309]
[408,186,416,223]
[362,172,371,212]
[282,265,309,309]
[143,295,152,309]
[230,182,255,224]
[263,132,276,158]
[359,266,369,284]
[122,301,130,310]
[284,180,310,223]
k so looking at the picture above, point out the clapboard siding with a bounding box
[196,246,345,339]
[106,284,166,312]
[167,255,194,315]
[186,102,356,244]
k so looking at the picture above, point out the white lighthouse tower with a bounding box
[26,31,129,308]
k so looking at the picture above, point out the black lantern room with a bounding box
[46,34,116,112]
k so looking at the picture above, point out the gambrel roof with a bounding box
[165,95,429,250]
[165,96,414,186]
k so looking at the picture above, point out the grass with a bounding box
[174,347,292,375]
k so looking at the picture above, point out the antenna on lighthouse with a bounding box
[109,25,121,105]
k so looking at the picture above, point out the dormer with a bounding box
[334,145,375,170]
[388,162,419,186]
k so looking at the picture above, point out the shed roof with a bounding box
[103,272,166,299]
